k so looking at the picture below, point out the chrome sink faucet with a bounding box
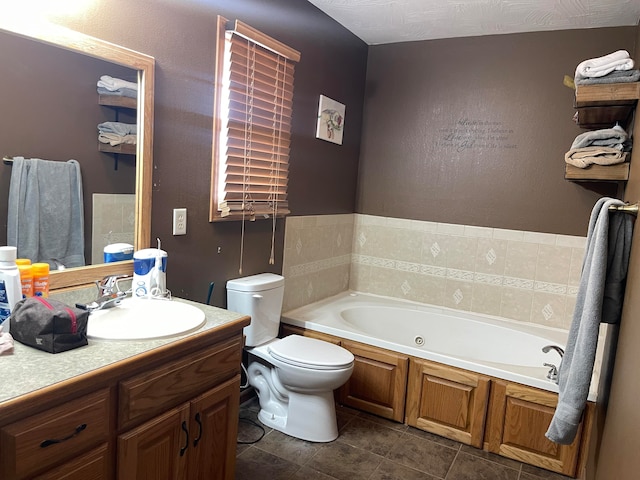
[96,274,131,297]
[542,344,565,383]
[76,274,131,312]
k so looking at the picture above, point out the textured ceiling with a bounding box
[306,0,640,45]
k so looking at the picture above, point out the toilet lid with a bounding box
[268,335,354,370]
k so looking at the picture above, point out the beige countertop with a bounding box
[0,292,248,405]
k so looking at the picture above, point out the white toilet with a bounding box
[227,273,354,442]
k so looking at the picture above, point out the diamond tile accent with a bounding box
[336,233,342,248]
[542,303,554,321]
[453,288,464,305]
[358,232,367,247]
[430,241,441,258]
[401,280,411,295]
[306,282,314,299]
[295,238,303,255]
[485,248,497,265]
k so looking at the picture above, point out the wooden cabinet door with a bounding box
[406,358,490,448]
[117,404,190,480]
[33,443,111,480]
[338,340,408,422]
[486,380,583,477]
[188,375,241,480]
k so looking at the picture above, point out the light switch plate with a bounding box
[172,208,187,235]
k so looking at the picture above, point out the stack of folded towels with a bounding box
[565,124,631,168]
[574,50,639,85]
[98,121,137,147]
[97,75,138,99]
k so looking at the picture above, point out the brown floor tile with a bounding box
[404,426,463,449]
[235,447,300,480]
[459,444,523,470]
[369,459,440,480]
[354,409,409,432]
[306,441,384,480]
[445,451,520,480]
[290,466,339,480]
[520,464,574,479]
[256,429,324,465]
[337,416,404,456]
[385,432,458,477]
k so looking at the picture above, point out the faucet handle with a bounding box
[95,274,131,295]
[543,362,559,383]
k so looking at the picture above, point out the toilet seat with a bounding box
[267,335,354,370]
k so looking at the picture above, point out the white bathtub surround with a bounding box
[282,291,605,402]
[282,214,585,330]
[282,215,354,311]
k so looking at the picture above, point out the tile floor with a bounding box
[235,397,572,480]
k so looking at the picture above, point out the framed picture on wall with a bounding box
[315,95,345,145]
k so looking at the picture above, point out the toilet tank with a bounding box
[226,273,285,347]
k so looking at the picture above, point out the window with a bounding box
[210,17,300,223]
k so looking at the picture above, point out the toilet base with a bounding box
[257,390,338,442]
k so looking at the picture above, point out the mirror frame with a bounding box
[0,18,154,290]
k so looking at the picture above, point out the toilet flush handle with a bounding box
[252,294,263,300]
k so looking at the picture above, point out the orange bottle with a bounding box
[18,264,33,298]
[32,263,50,298]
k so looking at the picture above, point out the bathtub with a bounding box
[282,291,602,401]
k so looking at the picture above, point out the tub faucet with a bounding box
[542,345,564,358]
[542,344,564,384]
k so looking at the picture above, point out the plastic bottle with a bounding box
[32,263,50,298]
[16,258,31,266]
[0,246,24,333]
[18,264,34,298]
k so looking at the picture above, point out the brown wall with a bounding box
[594,24,640,480]
[0,31,137,263]
[47,0,367,306]
[358,28,635,236]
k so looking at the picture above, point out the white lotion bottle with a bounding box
[0,246,24,333]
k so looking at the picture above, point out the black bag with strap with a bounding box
[10,296,89,353]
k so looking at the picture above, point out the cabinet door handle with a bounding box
[180,420,189,456]
[193,412,203,447]
[40,423,87,448]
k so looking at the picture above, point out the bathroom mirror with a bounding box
[0,19,154,290]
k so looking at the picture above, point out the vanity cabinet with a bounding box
[406,358,490,448]
[485,380,591,477]
[0,315,249,480]
[0,388,112,479]
[118,376,240,480]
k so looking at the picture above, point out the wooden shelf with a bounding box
[98,142,136,155]
[574,83,639,129]
[565,163,630,182]
[575,82,640,105]
[98,94,136,109]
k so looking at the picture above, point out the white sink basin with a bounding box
[87,297,206,340]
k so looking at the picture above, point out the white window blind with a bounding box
[213,19,300,222]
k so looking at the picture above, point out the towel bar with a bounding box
[3,156,14,165]
[608,203,638,216]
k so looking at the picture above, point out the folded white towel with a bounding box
[575,50,634,80]
[97,75,138,92]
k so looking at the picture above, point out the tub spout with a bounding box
[542,345,564,358]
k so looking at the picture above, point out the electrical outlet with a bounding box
[172,208,187,235]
